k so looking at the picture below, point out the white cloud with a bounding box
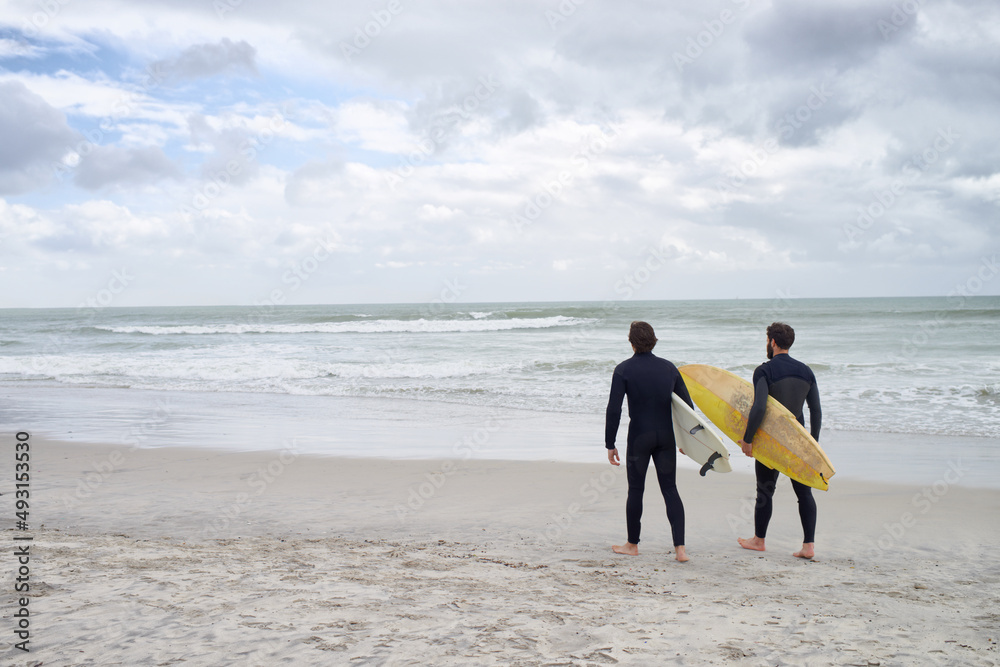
[74,145,180,190]
[335,100,413,153]
[0,37,40,58]
[151,39,258,82]
[951,174,1000,203]
[1,0,999,305]
[0,80,79,194]
[417,204,459,220]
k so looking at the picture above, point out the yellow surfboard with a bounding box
[679,364,835,491]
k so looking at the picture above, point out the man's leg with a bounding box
[739,460,779,551]
[614,433,654,554]
[650,430,687,561]
[790,479,816,558]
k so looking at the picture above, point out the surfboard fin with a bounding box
[689,425,704,435]
[699,451,723,477]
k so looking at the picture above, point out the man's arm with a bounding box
[743,375,769,443]
[674,372,695,410]
[605,370,626,449]
[739,374,768,457]
[806,381,821,441]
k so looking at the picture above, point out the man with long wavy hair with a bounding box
[605,321,693,563]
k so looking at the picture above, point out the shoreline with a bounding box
[7,437,999,664]
[32,438,1000,544]
[3,382,999,489]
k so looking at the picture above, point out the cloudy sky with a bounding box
[0,0,997,308]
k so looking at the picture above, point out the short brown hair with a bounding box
[629,321,657,353]
[767,322,795,350]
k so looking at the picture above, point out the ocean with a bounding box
[1,297,998,485]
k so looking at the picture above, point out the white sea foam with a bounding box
[95,316,593,336]
[0,346,523,394]
[2,297,998,440]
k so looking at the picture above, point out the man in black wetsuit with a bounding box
[605,321,693,563]
[737,322,822,560]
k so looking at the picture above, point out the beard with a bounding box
[766,342,774,359]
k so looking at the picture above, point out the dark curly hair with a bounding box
[767,322,795,350]
[628,321,657,353]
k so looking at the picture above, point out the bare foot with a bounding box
[738,536,766,552]
[793,543,815,559]
[675,545,689,562]
[612,542,639,555]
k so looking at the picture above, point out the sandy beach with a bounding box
[3,436,997,666]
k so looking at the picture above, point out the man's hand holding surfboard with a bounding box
[737,438,753,458]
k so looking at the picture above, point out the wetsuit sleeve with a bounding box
[742,375,769,443]
[806,381,822,441]
[605,370,626,449]
[674,372,694,409]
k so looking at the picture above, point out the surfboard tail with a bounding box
[699,451,723,477]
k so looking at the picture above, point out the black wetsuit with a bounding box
[743,353,822,543]
[605,352,693,547]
